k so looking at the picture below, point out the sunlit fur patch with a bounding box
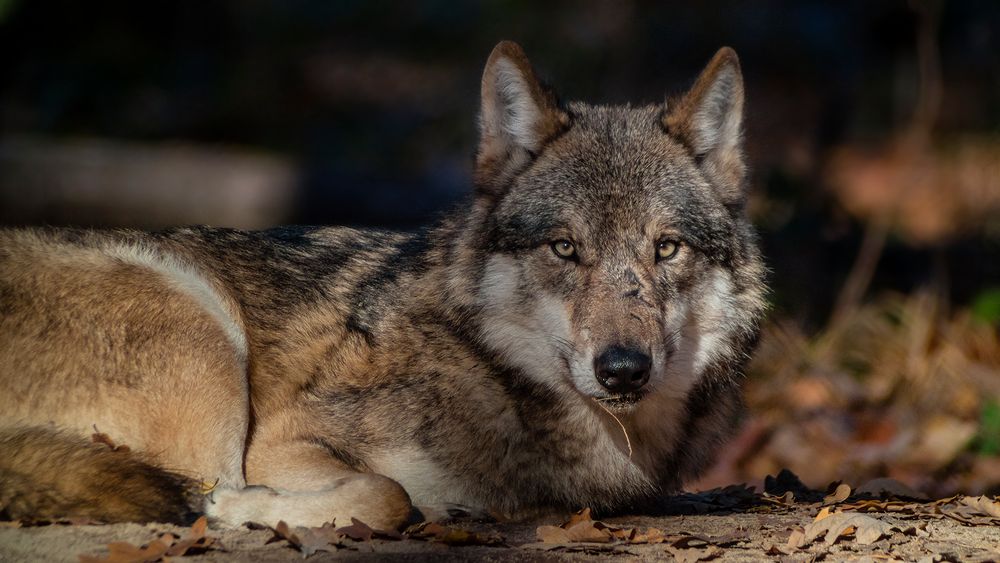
[476,255,574,388]
[658,268,739,400]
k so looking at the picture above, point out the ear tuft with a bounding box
[476,41,569,197]
[664,47,747,206]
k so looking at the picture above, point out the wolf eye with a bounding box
[655,239,680,262]
[551,240,577,261]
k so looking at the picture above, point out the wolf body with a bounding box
[0,42,766,529]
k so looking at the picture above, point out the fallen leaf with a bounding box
[336,518,374,542]
[265,521,303,549]
[822,483,852,506]
[799,512,892,546]
[630,527,668,544]
[521,542,636,555]
[164,516,223,557]
[78,518,222,563]
[667,545,723,562]
[79,538,170,563]
[959,495,1000,518]
[537,520,614,543]
[405,522,502,546]
[785,529,804,550]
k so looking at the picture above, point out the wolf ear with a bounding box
[475,41,570,198]
[664,47,747,206]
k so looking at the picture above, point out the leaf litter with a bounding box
[57,468,1000,561]
[78,516,223,563]
[524,507,730,559]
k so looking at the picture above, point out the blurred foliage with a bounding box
[694,292,1000,496]
[976,400,1000,456]
[972,289,1000,325]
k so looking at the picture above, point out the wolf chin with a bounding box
[0,41,766,529]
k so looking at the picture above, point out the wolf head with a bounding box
[461,41,766,414]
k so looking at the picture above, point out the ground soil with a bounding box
[3,501,1000,562]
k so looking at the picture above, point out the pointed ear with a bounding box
[475,41,570,197]
[664,47,747,206]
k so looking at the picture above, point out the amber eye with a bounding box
[655,239,680,262]
[551,240,577,260]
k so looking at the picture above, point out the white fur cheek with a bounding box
[476,255,573,387]
[691,271,738,374]
[659,270,737,398]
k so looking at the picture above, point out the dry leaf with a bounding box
[785,529,804,550]
[265,520,309,552]
[814,507,832,522]
[667,545,723,562]
[521,542,636,555]
[800,512,892,546]
[537,520,614,543]
[335,518,374,542]
[958,496,1000,518]
[630,527,668,544]
[78,517,221,562]
[822,483,852,506]
[406,521,503,546]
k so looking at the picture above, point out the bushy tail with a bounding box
[0,426,201,524]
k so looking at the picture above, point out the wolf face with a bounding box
[471,42,766,414]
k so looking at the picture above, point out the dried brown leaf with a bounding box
[785,529,804,550]
[667,545,723,562]
[265,521,302,548]
[564,507,593,528]
[405,521,501,546]
[521,541,636,555]
[79,537,170,563]
[800,512,892,546]
[822,483,852,506]
[958,495,1000,518]
[336,518,374,542]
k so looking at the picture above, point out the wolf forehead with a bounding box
[483,104,739,261]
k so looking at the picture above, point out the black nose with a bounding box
[595,346,651,394]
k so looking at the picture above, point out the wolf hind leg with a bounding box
[207,438,411,530]
[0,426,201,524]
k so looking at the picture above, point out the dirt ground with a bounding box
[4,482,1000,563]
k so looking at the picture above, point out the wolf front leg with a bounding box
[207,438,412,530]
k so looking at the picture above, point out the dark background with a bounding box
[2,0,999,491]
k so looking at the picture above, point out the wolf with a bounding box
[0,41,766,530]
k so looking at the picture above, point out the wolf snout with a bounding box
[594,346,651,394]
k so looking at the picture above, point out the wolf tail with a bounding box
[0,426,201,524]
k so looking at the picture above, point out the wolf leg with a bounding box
[208,440,412,530]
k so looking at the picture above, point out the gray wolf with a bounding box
[0,41,766,530]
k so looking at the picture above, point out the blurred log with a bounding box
[0,137,300,229]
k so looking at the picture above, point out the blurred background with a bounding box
[1,0,999,496]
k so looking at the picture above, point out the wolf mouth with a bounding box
[595,390,648,410]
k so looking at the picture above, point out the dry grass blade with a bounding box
[592,399,632,458]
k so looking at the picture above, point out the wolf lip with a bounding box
[597,390,647,408]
